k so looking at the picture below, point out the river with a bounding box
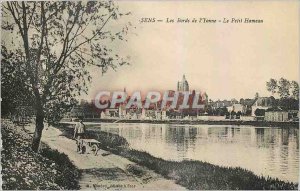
[86,123,299,183]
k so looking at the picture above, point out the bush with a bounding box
[1,122,80,190]
[40,147,81,189]
[255,108,266,116]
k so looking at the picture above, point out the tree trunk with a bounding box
[31,110,44,152]
[31,86,44,152]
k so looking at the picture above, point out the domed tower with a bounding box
[177,74,189,92]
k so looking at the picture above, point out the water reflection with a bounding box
[90,123,299,183]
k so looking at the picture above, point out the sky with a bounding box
[81,0,299,101]
[4,1,297,101]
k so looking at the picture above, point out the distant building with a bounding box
[251,97,275,116]
[104,109,118,118]
[140,108,146,120]
[118,105,127,118]
[100,111,106,119]
[155,110,162,120]
[177,75,189,92]
[265,110,288,122]
[227,104,244,113]
[211,99,239,110]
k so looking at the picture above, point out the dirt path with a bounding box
[24,124,185,190]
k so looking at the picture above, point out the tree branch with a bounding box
[65,11,114,60]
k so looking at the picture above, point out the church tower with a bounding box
[177,74,189,91]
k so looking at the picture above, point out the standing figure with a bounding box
[73,117,86,153]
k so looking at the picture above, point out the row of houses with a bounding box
[65,96,299,122]
[209,97,299,121]
[209,97,275,116]
[101,108,169,120]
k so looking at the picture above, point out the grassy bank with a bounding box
[58,124,298,190]
[119,150,297,190]
[1,121,80,190]
[62,118,299,128]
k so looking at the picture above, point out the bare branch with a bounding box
[65,11,114,59]
[27,3,36,29]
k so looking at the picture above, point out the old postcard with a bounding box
[1,0,299,190]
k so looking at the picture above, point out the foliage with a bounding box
[278,78,291,99]
[206,106,228,116]
[274,98,299,111]
[2,1,131,123]
[1,46,34,116]
[266,78,277,95]
[266,78,298,100]
[290,81,299,100]
[79,99,100,118]
[265,78,299,110]
[2,1,132,150]
[1,121,80,190]
[39,147,81,189]
[217,107,228,116]
[231,111,236,115]
[255,108,265,116]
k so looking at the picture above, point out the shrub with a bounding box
[40,147,81,189]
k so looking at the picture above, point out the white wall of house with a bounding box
[265,112,288,122]
[227,104,244,113]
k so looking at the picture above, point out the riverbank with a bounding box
[58,123,298,190]
[1,120,80,190]
[61,118,299,128]
[21,122,185,190]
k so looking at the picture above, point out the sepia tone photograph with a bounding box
[1,0,299,190]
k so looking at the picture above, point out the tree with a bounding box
[1,46,35,116]
[254,109,265,116]
[266,78,299,101]
[277,98,298,110]
[290,81,299,100]
[217,107,228,116]
[2,1,131,152]
[239,98,244,105]
[278,78,290,99]
[266,78,277,95]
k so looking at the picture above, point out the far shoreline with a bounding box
[61,118,299,128]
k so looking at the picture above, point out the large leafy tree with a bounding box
[1,46,35,116]
[2,1,131,152]
[277,78,291,99]
[290,81,299,100]
[266,78,277,95]
[266,78,299,100]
